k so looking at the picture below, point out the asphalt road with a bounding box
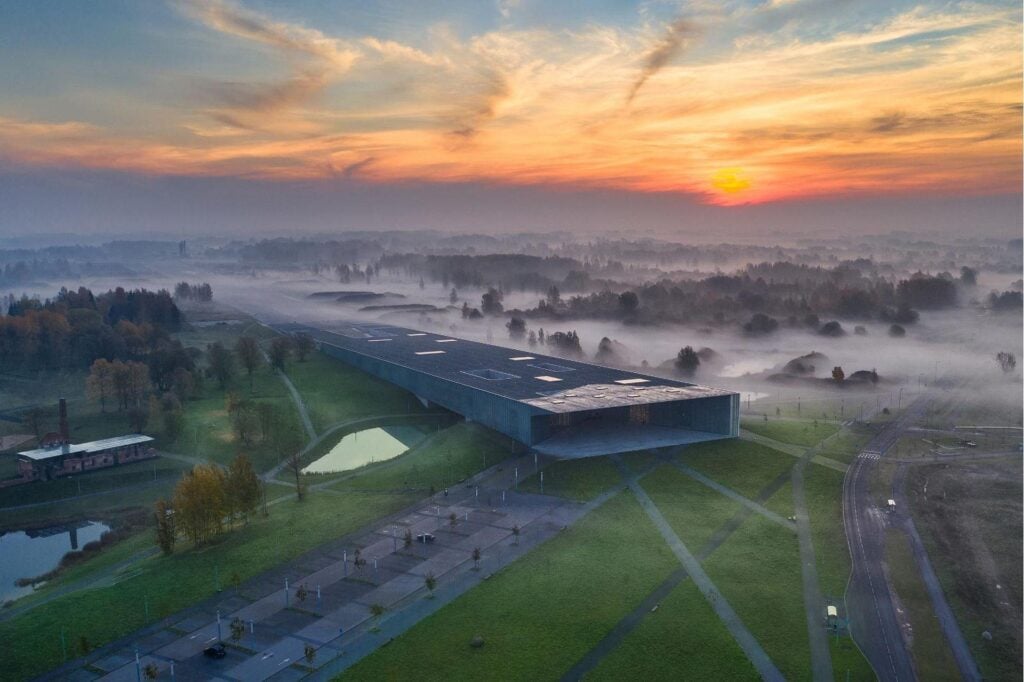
[842,398,931,682]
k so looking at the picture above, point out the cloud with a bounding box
[626,17,699,105]
[173,0,357,131]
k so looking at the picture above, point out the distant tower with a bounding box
[179,240,188,258]
[58,397,71,453]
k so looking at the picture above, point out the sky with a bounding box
[0,0,1021,238]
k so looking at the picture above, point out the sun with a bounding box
[711,168,751,194]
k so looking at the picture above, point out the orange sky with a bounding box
[0,0,1020,208]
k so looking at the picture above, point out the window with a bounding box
[415,350,446,355]
[462,369,519,381]
[529,362,574,373]
[407,333,427,336]
[535,375,562,382]
[509,356,535,361]
[367,338,392,342]
[615,378,649,385]
[435,338,457,343]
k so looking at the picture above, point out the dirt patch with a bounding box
[906,458,1022,680]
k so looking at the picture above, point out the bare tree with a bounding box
[234,336,262,392]
[997,351,1017,373]
[285,450,306,501]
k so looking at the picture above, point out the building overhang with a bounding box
[532,422,730,459]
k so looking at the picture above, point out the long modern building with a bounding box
[276,321,739,458]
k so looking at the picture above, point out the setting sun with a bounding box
[712,168,752,195]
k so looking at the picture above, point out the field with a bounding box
[742,418,840,447]
[518,454,621,501]
[905,458,1023,681]
[342,493,678,681]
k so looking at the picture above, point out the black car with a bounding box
[416,532,436,544]
[204,643,227,659]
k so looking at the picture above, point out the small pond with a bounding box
[0,520,110,603]
[303,426,425,474]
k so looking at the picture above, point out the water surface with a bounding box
[303,426,423,474]
[0,521,110,603]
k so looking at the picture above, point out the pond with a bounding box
[302,426,425,474]
[0,520,110,603]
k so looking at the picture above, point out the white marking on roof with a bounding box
[509,356,535,361]
[615,378,649,385]
[367,338,392,342]
[535,376,562,382]
[415,350,446,355]
[407,333,427,337]
[435,339,457,343]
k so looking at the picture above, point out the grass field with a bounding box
[0,490,418,680]
[642,464,743,550]
[587,578,759,680]
[518,455,622,501]
[676,439,795,517]
[703,515,810,681]
[742,418,840,447]
[342,493,678,681]
[282,351,428,433]
[325,422,514,494]
[884,529,961,681]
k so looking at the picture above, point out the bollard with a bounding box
[285,578,289,606]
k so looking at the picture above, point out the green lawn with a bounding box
[884,530,961,681]
[342,493,678,681]
[742,418,840,447]
[703,515,811,681]
[519,455,622,502]
[0,490,418,680]
[327,422,514,494]
[676,439,795,504]
[802,466,851,598]
[587,578,759,681]
[283,351,428,433]
[641,464,743,550]
[819,428,876,464]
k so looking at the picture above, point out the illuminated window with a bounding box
[415,350,446,356]
[367,338,392,342]
[407,333,427,337]
[509,356,535,361]
[615,378,649,385]
[436,339,457,343]
[535,376,562,382]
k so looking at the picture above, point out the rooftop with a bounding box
[275,321,734,413]
[18,434,155,461]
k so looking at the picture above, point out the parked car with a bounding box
[204,643,227,659]
[416,532,436,544]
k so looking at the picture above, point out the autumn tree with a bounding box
[234,336,262,392]
[832,366,846,382]
[293,332,315,362]
[86,358,114,412]
[154,498,176,555]
[173,463,227,546]
[997,351,1017,373]
[226,453,261,524]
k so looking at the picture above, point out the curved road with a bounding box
[842,398,929,682]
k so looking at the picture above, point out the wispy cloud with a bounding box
[626,17,699,106]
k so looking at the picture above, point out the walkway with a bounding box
[741,430,849,473]
[613,456,786,682]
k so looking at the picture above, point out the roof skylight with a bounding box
[415,350,446,356]
[535,376,562,382]
[509,356,535,361]
[615,378,649,385]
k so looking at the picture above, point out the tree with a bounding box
[296,583,309,603]
[304,643,316,666]
[404,528,413,548]
[234,336,261,392]
[143,663,159,680]
[424,572,437,598]
[996,352,1017,373]
[449,512,458,528]
[618,291,639,315]
[888,324,906,337]
[230,617,245,642]
[78,635,90,655]
[86,358,113,412]
[481,287,504,315]
[207,342,235,389]
[286,450,306,501]
[832,366,845,382]
[449,288,458,304]
[506,317,526,339]
[294,333,315,362]
[960,266,977,286]
[472,547,481,570]
[173,463,227,546]
[743,313,778,336]
[154,498,175,555]
[369,603,386,629]
[269,337,292,370]
[226,453,261,524]
[674,346,700,377]
[512,525,520,546]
